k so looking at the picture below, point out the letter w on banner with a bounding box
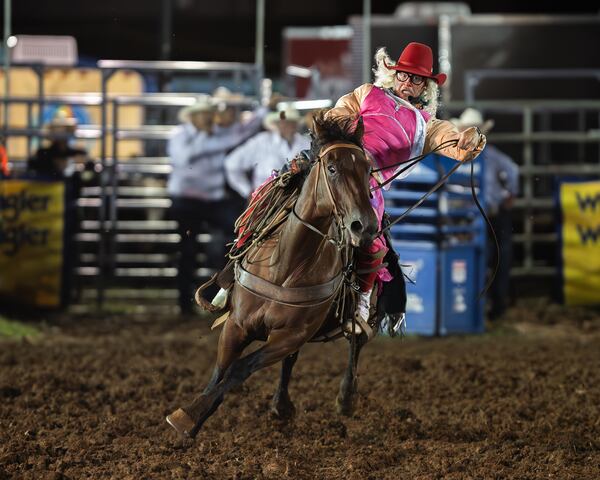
[559,180,600,306]
[0,180,65,308]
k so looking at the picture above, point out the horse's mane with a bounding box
[309,110,363,159]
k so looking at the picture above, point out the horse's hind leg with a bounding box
[181,329,306,437]
[271,351,299,420]
[336,333,368,416]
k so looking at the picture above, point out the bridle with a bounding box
[292,141,367,251]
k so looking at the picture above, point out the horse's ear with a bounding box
[309,111,325,139]
[354,116,364,142]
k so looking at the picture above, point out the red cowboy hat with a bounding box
[384,42,447,86]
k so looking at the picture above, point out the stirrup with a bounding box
[343,311,374,339]
[195,278,229,313]
[343,287,376,339]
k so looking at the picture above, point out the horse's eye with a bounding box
[327,164,336,174]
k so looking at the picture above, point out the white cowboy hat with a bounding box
[212,86,249,103]
[263,105,303,131]
[43,111,78,137]
[48,116,77,128]
[178,94,216,123]
[450,107,495,134]
[212,86,254,111]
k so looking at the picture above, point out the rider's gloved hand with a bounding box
[457,126,486,152]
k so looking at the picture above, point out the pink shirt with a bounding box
[360,86,430,188]
[360,87,431,284]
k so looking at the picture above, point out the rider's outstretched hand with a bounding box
[457,126,486,152]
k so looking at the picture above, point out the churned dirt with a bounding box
[1,305,599,480]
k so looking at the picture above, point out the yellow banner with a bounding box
[0,180,65,307]
[560,181,600,306]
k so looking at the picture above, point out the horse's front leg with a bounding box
[166,317,247,438]
[271,351,299,420]
[336,332,369,416]
[171,327,307,438]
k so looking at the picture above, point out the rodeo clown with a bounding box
[323,41,487,334]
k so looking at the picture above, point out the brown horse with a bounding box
[166,113,378,438]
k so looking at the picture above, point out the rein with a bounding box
[292,204,342,249]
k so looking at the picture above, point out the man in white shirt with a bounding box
[224,106,311,199]
[167,94,266,314]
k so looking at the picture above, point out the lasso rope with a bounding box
[370,139,499,298]
[228,170,304,261]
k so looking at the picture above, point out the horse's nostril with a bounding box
[351,220,364,233]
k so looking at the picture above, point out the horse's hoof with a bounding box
[335,395,355,417]
[270,398,296,420]
[166,408,196,438]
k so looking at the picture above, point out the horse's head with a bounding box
[309,112,378,248]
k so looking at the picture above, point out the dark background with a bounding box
[7,0,600,76]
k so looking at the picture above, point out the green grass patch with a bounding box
[0,316,41,339]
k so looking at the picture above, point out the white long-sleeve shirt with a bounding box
[224,131,311,198]
[167,107,266,200]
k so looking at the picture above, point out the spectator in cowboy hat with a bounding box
[212,86,250,129]
[176,94,216,132]
[26,108,94,309]
[27,109,98,197]
[167,93,268,315]
[451,107,519,320]
[27,111,87,179]
[225,105,310,199]
[211,86,280,229]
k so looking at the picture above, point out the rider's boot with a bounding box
[211,287,229,309]
[195,284,230,314]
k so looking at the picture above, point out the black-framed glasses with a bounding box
[396,71,425,85]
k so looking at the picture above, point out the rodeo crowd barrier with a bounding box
[1,60,263,311]
[385,154,487,336]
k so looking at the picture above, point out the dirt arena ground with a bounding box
[1,303,599,479]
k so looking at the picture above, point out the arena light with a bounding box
[277,99,333,111]
[285,65,312,78]
[10,35,78,66]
